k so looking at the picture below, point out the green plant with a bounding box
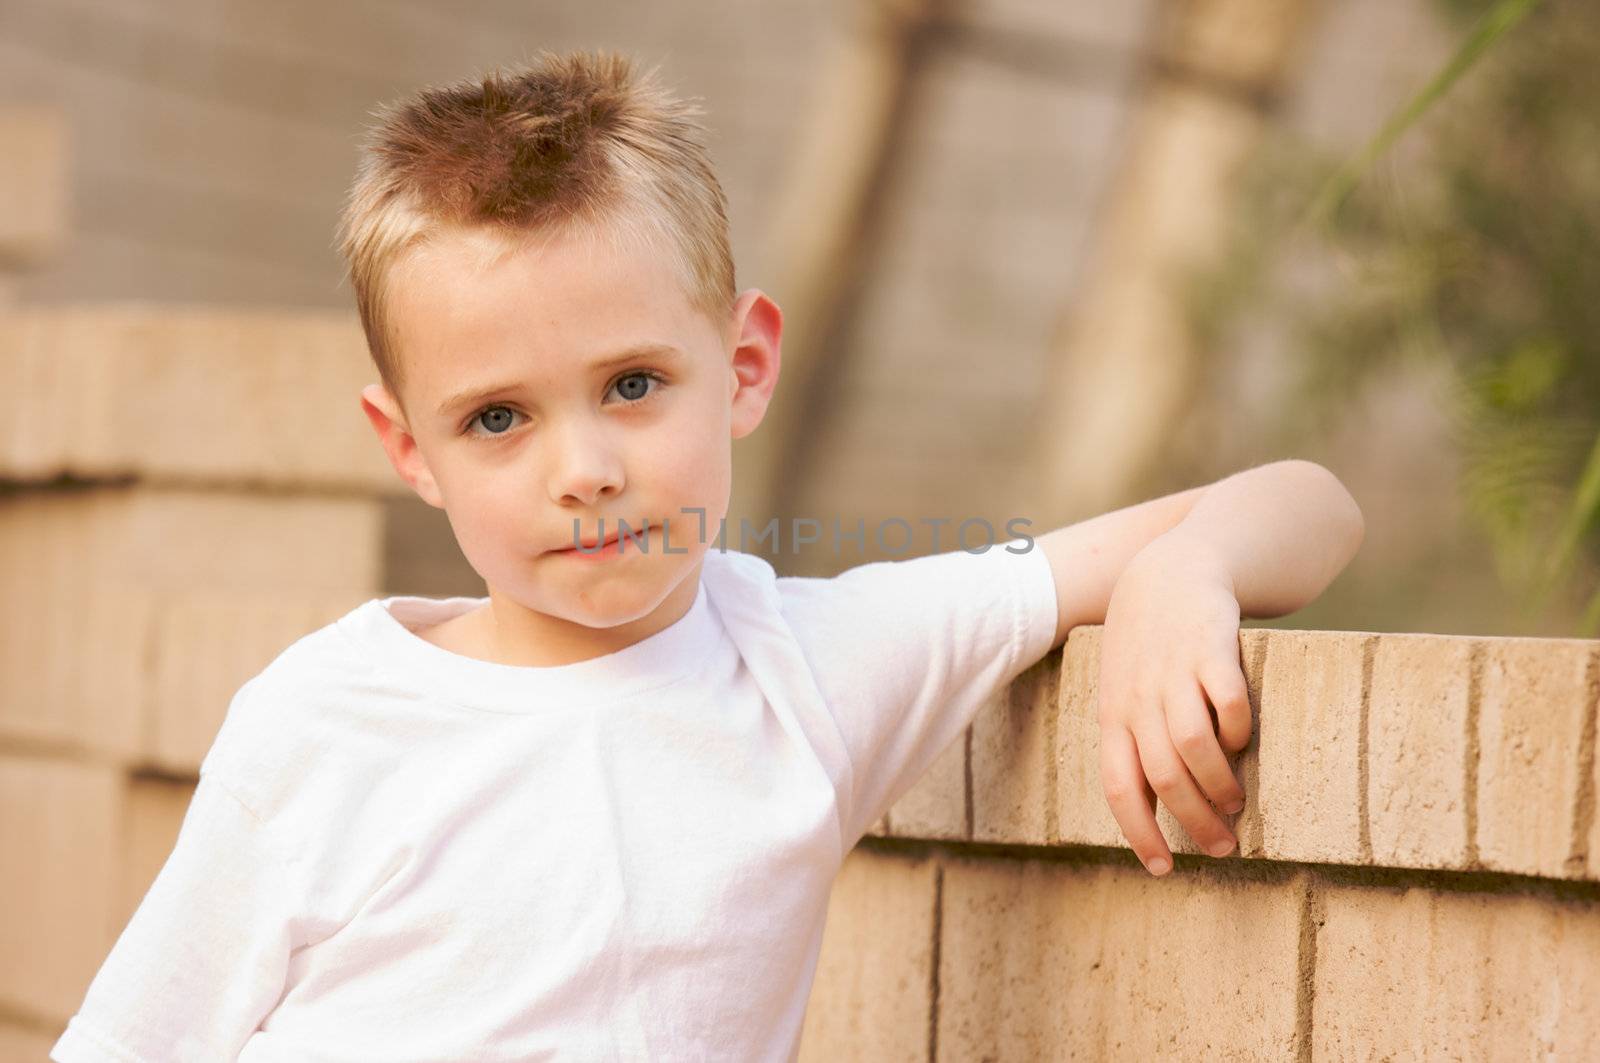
[1199,0,1600,633]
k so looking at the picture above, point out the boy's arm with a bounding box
[1036,484,1208,650]
[1036,459,1366,648]
[1037,458,1365,877]
[50,772,295,1063]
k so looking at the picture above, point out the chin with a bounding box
[561,580,673,629]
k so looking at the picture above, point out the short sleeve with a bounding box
[776,539,1059,849]
[50,771,298,1063]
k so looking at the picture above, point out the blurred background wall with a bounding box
[4,0,1600,1054]
[5,0,1593,638]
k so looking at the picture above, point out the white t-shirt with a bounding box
[51,540,1057,1063]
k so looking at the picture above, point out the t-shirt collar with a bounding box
[340,574,721,712]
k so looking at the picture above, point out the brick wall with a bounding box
[0,302,390,1048]
[800,627,1600,1058]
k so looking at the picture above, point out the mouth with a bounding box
[552,521,649,554]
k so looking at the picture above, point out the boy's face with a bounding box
[359,219,781,643]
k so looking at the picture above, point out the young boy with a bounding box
[50,50,1364,1062]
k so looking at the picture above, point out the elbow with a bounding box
[1286,458,1366,563]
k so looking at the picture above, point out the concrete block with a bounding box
[1053,626,1123,848]
[1254,629,1369,864]
[938,855,1306,1058]
[1314,883,1600,1058]
[0,493,145,759]
[0,106,68,268]
[1476,637,1597,879]
[104,487,384,595]
[0,755,122,1023]
[1366,633,1473,870]
[972,650,1060,845]
[0,306,398,490]
[799,847,937,1063]
[884,724,966,841]
[0,487,381,764]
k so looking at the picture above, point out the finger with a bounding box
[1200,654,1254,756]
[1166,678,1246,814]
[1132,718,1237,859]
[1099,723,1172,876]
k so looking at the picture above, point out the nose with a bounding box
[546,414,624,508]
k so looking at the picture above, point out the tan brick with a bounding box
[1253,630,1369,864]
[1053,627,1123,848]
[938,855,1305,1058]
[0,755,122,1023]
[0,493,145,759]
[119,775,195,932]
[1367,633,1473,870]
[0,306,399,490]
[1477,638,1596,879]
[884,724,966,841]
[1314,883,1600,1058]
[972,651,1060,845]
[0,312,120,481]
[0,488,381,765]
[0,106,68,267]
[103,482,385,595]
[799,847,936,1063]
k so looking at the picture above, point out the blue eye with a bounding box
[465,406,524,438]
[462,371,666,440]
[606,370,665,404]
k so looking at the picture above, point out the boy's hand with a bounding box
[1095,529,1253,876]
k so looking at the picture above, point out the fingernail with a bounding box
[1222,799,1244,814]
[1147,856,1170,876]
[1208,836,1237,858]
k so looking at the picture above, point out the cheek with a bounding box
[654,403,730,498]
[434,461,533,553]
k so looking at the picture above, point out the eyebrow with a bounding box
[434,343,685,417]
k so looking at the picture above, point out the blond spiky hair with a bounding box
[334,50,737,404]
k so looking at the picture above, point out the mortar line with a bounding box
[1567,647,1599,876]
[1358,635,1376,864]
[858,833,1600,902]
[1292,873,1320,1063]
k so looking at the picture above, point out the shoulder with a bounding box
[199,598,384,815]
[699,546,777,589]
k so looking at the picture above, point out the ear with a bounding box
[359,383,446,509]
[725,289,782,440]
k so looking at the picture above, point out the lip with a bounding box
[560,534,620,551]
[551,522,649,558]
